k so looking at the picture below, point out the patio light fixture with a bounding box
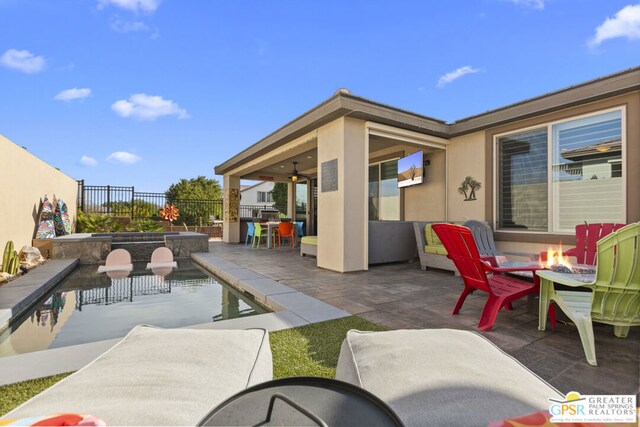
[289,161,308,182]
[290,162,299,182]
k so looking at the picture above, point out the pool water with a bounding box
[0,260,268,357]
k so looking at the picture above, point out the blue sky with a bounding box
[1,0,638,192]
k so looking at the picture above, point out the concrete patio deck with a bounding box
[209,242,639,396]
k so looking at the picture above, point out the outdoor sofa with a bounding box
[413,221,459,274]
[300,235,317,257]
[368,220,416,264]
[301,221,417,263]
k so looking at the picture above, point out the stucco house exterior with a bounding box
[215,66,640,273]
[240,181,275,206]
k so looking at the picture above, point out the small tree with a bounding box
[409,164,417,180]
[166,176,222,224]
[166,176,222,201]
[103,200,161,219]
[271,182,288,215]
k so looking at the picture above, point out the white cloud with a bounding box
[98,0,160,13]
[508,0,544,10]
[111,93,189,120]
[79,156,98,167]
[110,19,149,33]
[107,151,141,164]
[0,49,45,74]
[589,4,640,47]
[54,88,92,101]
[437,66,480,88]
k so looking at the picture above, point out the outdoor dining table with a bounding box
[535,269,596,332]
[265,222,279,249]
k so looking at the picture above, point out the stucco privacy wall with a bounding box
[446,131,486,222]
[0,135,78,252]
[404,150,447,221]
[240,181,275,205]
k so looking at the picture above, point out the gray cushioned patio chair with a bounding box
[462,220,539,262]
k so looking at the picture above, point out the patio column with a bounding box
[287,182,296,219]
[222,174,240,243]
[316,117,368,272]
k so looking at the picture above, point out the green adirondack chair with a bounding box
[536,222,640,366]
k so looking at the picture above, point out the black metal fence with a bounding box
[78,181,296,225]
[77,181,223,225]
[174,198,223,225]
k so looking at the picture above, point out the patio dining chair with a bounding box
[536,222,640,366]
[252,222,276,248]
[245,222,255,246]
[278,222,295,248]
[432,223,553,331]
[540,222,626,265]
[462,220,539,265]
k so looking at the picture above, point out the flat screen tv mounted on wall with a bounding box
[397,151,424,188]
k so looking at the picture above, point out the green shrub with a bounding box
[125,219,164,232]
[76,211,121,233]
[102,200,162,219]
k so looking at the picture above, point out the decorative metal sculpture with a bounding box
[160,204,180,223]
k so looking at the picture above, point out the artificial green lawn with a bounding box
[271,315,384,378]
[0,373,71,416]
[0,316,384,416]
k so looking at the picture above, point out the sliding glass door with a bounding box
[369,159,400,221]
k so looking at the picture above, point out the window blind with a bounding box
[497,128,548,231]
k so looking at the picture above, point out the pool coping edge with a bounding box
[0,259,79,335]
[190,252,351,324]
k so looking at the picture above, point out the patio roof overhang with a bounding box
[215,66,640,176]
[214,91,449,176]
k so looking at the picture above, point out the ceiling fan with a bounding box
[288,161,310,183]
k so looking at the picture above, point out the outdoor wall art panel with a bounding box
[224,188,239,222]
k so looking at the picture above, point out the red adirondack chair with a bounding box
[432,223,554,331]
[540,223,626,265]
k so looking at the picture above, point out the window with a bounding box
[369,159,400,221]
[497,128,548,231]
[496,109,624,233]
[257,191,273,203]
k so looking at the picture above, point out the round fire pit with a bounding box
[549,264,596,274]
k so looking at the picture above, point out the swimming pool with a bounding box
[0,260,268,357]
